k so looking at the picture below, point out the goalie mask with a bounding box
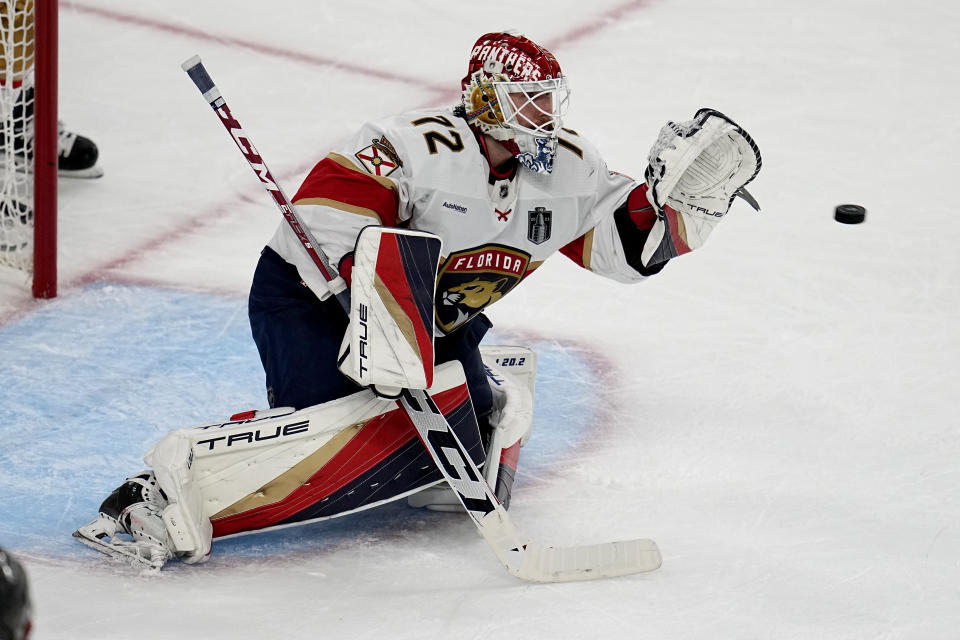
[461,31,569,174]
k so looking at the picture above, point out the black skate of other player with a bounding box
[0,85,103,178]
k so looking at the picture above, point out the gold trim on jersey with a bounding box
[210,422,366,520]
[293,197,383,223]
[557,137,583,159]
[581,230,595,271]
[326,152,400,190]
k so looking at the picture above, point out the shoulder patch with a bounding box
[355,135,403,177]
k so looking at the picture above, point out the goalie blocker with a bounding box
[338,226,443,396]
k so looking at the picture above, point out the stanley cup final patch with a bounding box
[527,207,552,245]
[355,136,402,177]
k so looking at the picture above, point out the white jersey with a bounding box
[268,107,656,334]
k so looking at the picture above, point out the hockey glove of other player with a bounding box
[640,108,762,267]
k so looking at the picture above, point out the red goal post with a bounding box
[0,0,57,299]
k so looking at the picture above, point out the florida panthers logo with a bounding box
[436,245,531,333]
[442,277,508,308]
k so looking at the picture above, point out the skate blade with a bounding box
[73,522,170,570]
[59,164,104,179]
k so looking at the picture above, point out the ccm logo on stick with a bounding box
[195,420,310,452]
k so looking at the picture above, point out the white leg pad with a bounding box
[145,430,212,563]
[143,392,398,560]
[142,363,478,557]
[480,345,537,445]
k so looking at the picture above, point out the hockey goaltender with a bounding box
[74,31,761,582]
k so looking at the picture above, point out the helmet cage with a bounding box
[459,32,568,173]
[492,77,570,140]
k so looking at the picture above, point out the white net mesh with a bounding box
[0,0,35,271]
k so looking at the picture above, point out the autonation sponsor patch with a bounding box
[443,201,468,214]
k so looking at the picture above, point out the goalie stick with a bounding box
[181,55,662,582]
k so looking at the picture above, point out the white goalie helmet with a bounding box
[461,31,570,174]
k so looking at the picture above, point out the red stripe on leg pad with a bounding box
[500,441,521,471]
[210,384,470,537]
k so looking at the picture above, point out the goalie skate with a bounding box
[73,471,175,570]
[73,515,171,570]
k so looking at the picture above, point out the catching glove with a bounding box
[641,108,761,267]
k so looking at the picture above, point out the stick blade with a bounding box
[510,538,662,582]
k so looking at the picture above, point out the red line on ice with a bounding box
[17,1,652,315]
[59,1,448,94]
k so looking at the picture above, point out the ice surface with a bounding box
[1,1,959,638]
[0,284,595,558]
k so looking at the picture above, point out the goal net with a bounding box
[0,0,57,298]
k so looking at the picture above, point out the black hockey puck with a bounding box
[834,204,866,224]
